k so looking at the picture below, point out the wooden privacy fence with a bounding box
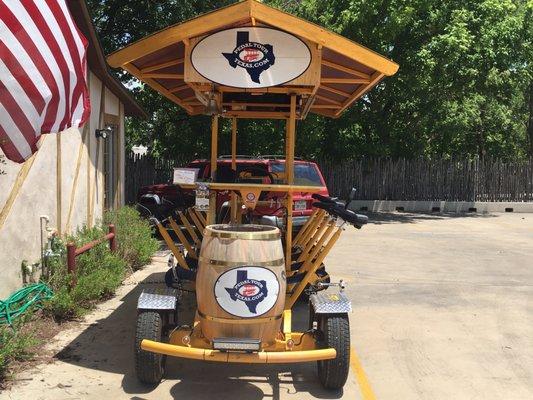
[318,157,533,202]
[126,155,533,204]
[125,154,191,204]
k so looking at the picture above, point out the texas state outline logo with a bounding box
[214,266,280,318]
[222,31,276,84]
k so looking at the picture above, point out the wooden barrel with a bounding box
[196,224,286,346]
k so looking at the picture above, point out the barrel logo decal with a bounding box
[214,267,280,318]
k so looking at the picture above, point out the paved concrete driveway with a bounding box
[3,213,532,400]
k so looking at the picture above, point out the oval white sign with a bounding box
[214,266,280,318]
[191,27,311,88]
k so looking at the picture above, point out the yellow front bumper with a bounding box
[141,339,336,363]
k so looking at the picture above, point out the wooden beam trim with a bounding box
[123,63,194,113]
[251,2,399,76]
[335,71,384,117]
[320,84,351,98]
[198,84,313,95]
[107,1,251,67]
[315,94,342,106]
[223,111,290,119]
[222,102,291,108]
[169,84,190,93]
[56,131,62,236]
[0,150,39,232]
[321,77,370,84]
[65,125,89,234]
[140,73,184,80]
[140,58,184,74]
[311,104,339,109]
[322,59,371,79]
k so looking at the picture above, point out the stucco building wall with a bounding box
[0,71,125,298]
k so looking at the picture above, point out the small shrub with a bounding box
[44,224,127,320]
[104,206,159,270]
[0,318,37,383]
[44,206,157,321]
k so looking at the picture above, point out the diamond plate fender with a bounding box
[309,291,352,314]
[137,288,178,311]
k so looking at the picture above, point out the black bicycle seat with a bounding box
[335,208,368,229]
[312,193,338,204]
[312,201,368,228]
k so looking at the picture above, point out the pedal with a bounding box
[317,279,346,291]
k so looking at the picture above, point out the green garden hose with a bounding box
[0,283,53,326]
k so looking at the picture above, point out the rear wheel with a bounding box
[317,314,350,390]
[134,311,166,384]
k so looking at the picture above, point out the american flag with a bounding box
[0,0,90,163]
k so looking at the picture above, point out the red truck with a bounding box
[137,156,329,229]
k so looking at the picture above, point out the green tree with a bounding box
[88,0,532,160]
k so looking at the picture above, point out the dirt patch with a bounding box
[1,311,78,390]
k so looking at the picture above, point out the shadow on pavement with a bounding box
[55,270,343,400]
[363,211,498,224]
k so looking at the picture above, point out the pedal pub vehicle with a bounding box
[108,0,398,390]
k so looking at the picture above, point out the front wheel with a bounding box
[134,311,166,384]
[317,314,350,390]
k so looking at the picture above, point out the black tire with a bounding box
[134,311,165,384]
[317,314,350,390]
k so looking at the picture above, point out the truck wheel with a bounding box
[134,311,166,384]
[317,314,350,390]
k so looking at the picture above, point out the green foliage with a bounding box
[45,207,156,320]
[87,0,532,160]
[0,318,37,382]
[44,224,127,320]
[104,206,159,271]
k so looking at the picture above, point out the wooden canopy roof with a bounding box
[107,0,398,119]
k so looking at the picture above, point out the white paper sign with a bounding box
[191,27,311,88]
[173,168,198,184]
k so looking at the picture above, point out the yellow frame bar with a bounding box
[178,211,201,247]
[155,221,189,270]
[168,217,197,260]
[141,339,336,363]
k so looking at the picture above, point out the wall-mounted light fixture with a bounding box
[95,126,113,139]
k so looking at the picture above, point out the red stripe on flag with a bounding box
[46,0,89,126]
[0,2,60,133]
[0,80,39,146]
[21,0,71,131]
[0,124,25,163]
[0,41,46,114]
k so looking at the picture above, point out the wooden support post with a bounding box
[67,242,76,289]
[56,132,62,236]
[285,94,296,269]
[208,115,219,225]
[108,224,117,252]
[231,117,238,223]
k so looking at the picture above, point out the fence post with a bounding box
[108,224,117,252]
[67,242,77,288]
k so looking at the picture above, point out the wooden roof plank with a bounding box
[335,71,384,117]
[320,85,351,98]
[140,73,184,80]
[107,1,252,67]
[250,1,398,76]
[123,63,194,113]
[140,59,184,74]
[322,59,370,79]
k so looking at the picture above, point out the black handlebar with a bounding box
[312,199,368,229]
